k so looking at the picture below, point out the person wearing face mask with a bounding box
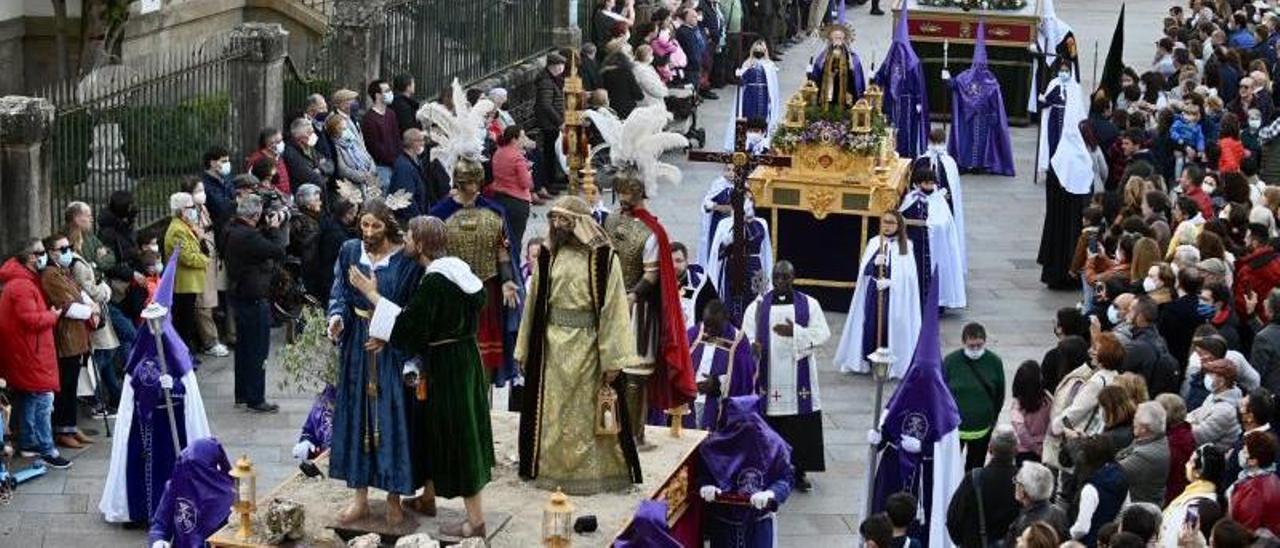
[943,322,1005,471]
[1225,431,1280,535]
[899,163,966,310]
[1221,387,1275,496]
[0,238,72,469]
[1187,361,1243,450]
[1037,59,1093,290]
[534,53,569,197]
[387,128,433,222]
[40,233,99,450]
[180,179,231,360]
[325,108,380,191]
[835,210,921,380]
[200,146,236,230]
[163,192,211,360]
[723,40,779,150]
[282,117,333,195]
[244,127,292,196]
[361,79,402,189]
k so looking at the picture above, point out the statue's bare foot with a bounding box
[403,495,437,517]
[385,498,405,527]
[336,500,370,524]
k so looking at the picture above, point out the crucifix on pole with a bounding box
[687,118,791,320]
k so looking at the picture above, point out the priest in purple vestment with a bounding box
[948,21,1015,176]
[698,395,794,547]
[147,437,235,548]
[689,300,759,430]
[868,277,963,548]
[612,500,682,548]
[875,10,929,158]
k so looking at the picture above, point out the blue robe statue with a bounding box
[724,58,782,150]
[100,249,212,524]
[699,395,794,548]
[688,323,759,430]
[875,11,929,159]
[870,278,963,548]
[327,241,423,495]
[147,438,234,548]
[948,22,1015,176]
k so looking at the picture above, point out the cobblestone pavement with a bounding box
[1,1,1154,545]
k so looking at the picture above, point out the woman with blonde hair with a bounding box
[1096,384,1137,450]
[1129,237,1162,286]
[1119,176,1152,221]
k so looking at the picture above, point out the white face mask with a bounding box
[1203,373,1217,392]
[273,141,285,155]
[1107,305,1121,324]
[1058,71,1071,82]
[183,208,200,224]
[193,190,207,205]
[383,91,395,105]
[219,161,231,177]
[1251,118,1263,129]
[963,346,985,360]
[1204,182,1217,194]
[306,133,319,147]
[1143,277,1160,292]
[1240,448,1250,468]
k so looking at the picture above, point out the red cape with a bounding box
[630,207,697,411]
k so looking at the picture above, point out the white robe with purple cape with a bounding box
[900,189,966,309]
[870,278,963,548]
[834,235,921,379]
[921,147,967,274]
[948,22,1015,176]
[875,11,930,159]
[100,249,212,524]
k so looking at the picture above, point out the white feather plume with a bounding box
[601,104,688,196]
[414,78,494,170]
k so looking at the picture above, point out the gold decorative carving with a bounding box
[660,465,690,524]
[959,22,973,38]
[989,26,1012,37]
[808,189,836,219]
[919,22,942,34]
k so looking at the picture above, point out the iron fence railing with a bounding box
[35,33,250,227]
[380,0,556,99]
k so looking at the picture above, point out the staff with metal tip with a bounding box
[141,302,184,455]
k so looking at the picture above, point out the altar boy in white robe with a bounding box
[705,199,773,325]
[899,164,966,310]
[834,211,921,380]
[742,261,830,491]
[921,129,966,274]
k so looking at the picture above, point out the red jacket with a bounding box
[244,149,291,195]
[0,258,60,392]
[1164,422,1196,506]
[1185,186,1215,220]
[1234,246,1280,322]
[1230,473,1280,535]
[1219,137,1248,172]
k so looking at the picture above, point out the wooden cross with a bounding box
[687,118,792,319]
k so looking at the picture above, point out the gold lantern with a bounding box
[865,83,884,111]
[850,99,873,133]
[542,489,575,547]
[230,455,258,540]
[595,383,620,436]
[800,80,819,106]
[784,94,807,128]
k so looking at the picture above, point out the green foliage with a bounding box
[118,92,230,176]
[278,305,340,394]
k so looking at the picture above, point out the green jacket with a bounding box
[164,217,210,294]
[942,349,1005,439]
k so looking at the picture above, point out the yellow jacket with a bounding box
[164,216,210,294]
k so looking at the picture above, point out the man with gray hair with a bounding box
[282,116,332,192]
[289,184,326,300]
[1118,400,1171,505]
[222,194,287,413]
[1004,461,1069,546]
[946,425,1018,547]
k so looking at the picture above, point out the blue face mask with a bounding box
[56,250,73,268]
[35,254,48,270]
[1198,302,1216,318]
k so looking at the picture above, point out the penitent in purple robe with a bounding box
[948,21,1015,176]
[613,500,682,548]
[875,11,930,159]
[699,395,794,548]
[688,323,759,430]
[148,438,235,548]
[294,384,336,460]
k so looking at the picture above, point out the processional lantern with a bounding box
[543,488,575,547]
[230,455,258,540]
[865,83,885,111]
[785,94,807,128]
[851,99,873,133]
[561,48,588,194]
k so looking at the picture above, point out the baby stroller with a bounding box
[665,83,706,149]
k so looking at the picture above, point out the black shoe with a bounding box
[870,6,885,14]
[234,401,246,409]
[795,473,813,492]
[699,90,719,100]
[246,402,280,414]
[41,455,73,469]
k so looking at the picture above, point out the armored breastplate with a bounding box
[444,206,503,281]
[604,212,652,287]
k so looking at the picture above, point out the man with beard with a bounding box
[429,157,523,387]
[515,196,643,495]
[325,199,423,526]
[603,171,697,442]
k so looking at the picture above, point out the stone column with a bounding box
[0,96,56,256]
[552,0,582,48]
[331,0,387,95]
[229,23,289,160]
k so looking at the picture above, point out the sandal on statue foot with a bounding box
[440,520,486,539]
[403,495,437,516]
